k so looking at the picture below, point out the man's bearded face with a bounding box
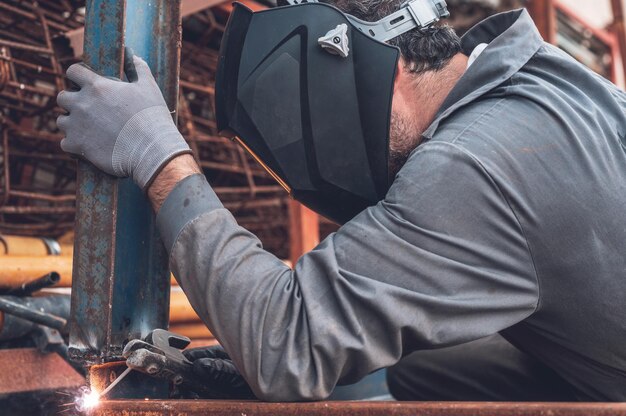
[388,109,422,180]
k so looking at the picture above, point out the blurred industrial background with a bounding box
[1,0,625,258]
[0,0,625,414]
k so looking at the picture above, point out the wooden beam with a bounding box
[289,200,320,265]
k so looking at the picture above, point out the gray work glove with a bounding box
[56,50,191,190]
[182,345,256,400]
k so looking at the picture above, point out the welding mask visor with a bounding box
[216,0,448,224]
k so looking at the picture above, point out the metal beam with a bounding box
[527,0,556,44]
[68,0,180,384]
[289,200,320,265]
[63,0,228,58]
[89,400,626,416]
[610,0,626,83]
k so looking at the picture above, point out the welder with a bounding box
[56,0,626,402]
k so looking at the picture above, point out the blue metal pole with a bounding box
[68,0,181,379]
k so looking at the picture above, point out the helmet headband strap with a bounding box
[285,0,450,42]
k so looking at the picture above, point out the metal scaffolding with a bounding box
[0,0,300,260]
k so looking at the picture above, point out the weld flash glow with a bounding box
[74,386,100,412]
[75,367,132,412]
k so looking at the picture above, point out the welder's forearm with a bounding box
[168,212,318,401]
[155,174,347,401]
[147,154,202,212]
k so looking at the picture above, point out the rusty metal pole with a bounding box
[68,0,181,398]
[288,200,320,265]
[527,0,557,44]
[611,0,626,82]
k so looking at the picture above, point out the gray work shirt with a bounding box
[157,9,626,401]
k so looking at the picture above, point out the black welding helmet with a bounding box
[216,0,449,224]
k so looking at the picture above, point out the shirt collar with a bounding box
[467,43,489,67]
[422,9,544,140]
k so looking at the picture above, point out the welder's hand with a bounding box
[182,345,256,400]
[56,49,191,190]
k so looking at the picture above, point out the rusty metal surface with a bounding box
[68,0,129,366]
[0,1,81,237]
[89,361,168,400]
[0,347,83,394]
[68,0,177,367]
[89,400,626,416]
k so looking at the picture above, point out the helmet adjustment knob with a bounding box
[318,23,350,58]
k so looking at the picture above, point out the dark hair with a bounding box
[326,0,462,73]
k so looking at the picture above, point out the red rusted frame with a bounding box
[0,2,75,32]
[610,0,626,85]
[553,0,620,84]
[90,400,626,416]
[527,0,557,43]
[289,199,320,265]
[0,348,84,394]
[527,0,622,85]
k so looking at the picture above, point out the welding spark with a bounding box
[74,367,133,413]
[74,386,101,412]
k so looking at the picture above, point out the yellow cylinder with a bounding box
[0,235,50,256]
[59,244,74,256]
[0,256,73,289]
[0,255,180,289]
[169,289,201,323]
[0,235,75,256]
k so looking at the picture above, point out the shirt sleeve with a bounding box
[156,140,539,401]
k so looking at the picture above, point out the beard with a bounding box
[388,110,422,180]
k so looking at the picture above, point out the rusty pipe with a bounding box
[3,272,61,296]
[0,39,52,55]
[0,294,70,340]
[0,296,67,332]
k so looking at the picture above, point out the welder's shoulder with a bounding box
[393,97,527,199]
[424,95,547,171]
[429,96,534,148]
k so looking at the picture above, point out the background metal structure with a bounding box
[0,0,302,260]
[67,0,179,368]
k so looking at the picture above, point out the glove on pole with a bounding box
[56,49,191,190]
